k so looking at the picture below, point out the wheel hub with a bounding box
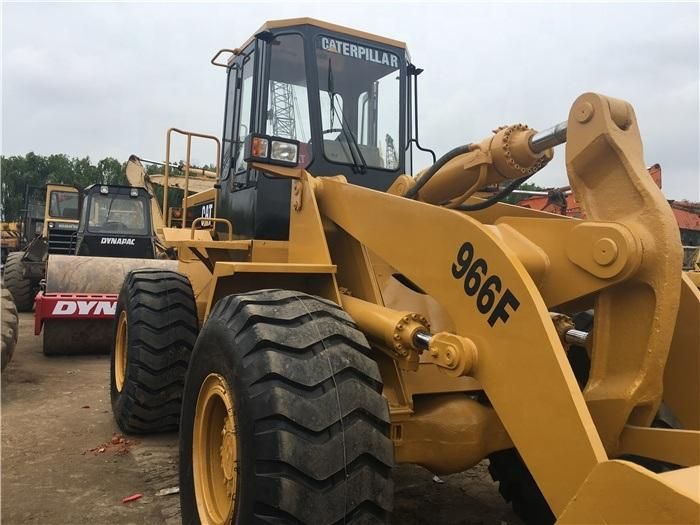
[193,373,238,525]
[220,416,237,496]
[114,311,128,392]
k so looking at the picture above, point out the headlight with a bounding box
[48,222,55,228]
[271,140,298,164]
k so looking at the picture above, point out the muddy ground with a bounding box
[2,313,520,524]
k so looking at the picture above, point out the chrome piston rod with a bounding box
[415,327,588,350]
[565,329,589,346]
[529,121,568,154]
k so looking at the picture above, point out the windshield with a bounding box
[49,191,79,220]
[316,36,401,171]
[87,194,148,235]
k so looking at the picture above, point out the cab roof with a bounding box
[244,17,407,50]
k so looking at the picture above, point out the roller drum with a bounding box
[43,319,115,355]
[43,255,178,355]
[46,255,178,294]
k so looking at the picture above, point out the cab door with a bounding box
[218,41,260,238]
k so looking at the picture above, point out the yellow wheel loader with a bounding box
[110,19,700,525]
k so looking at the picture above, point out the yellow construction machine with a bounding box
[0,222,21,265]
[685,246,700,288]
[3,183,80,311]
[110,19,700,525]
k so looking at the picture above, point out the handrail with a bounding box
[190,217,233,241]
[210,48,239,68]
[163,128,221,229]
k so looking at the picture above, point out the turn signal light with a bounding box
[250,136,269,158]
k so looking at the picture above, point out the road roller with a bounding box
[34,183,177,355]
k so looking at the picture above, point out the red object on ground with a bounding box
[34,292,119,335]
[121,493,143,504]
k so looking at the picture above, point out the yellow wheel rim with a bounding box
[114,311,128,392]
[193,373,238,524]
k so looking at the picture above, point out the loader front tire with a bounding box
[179,289,394,524]
[488,449,554,525]
[3,252,35,312]
[110,269,198,434]
[1,284,19,371]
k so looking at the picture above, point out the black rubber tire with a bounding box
[487,310,598,525]
[488,449,555,525]
[1,284,19,371]
[179,289,394,524]
[3,252,35,312]
[110,269,198,434]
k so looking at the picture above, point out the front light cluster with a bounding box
[244,134,299,167]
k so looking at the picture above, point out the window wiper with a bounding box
[327,59,367,174]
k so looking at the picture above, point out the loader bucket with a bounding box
[38,255,177,355]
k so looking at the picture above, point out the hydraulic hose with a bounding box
[404,144,473,199]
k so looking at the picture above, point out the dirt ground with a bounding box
[2,313,521,525]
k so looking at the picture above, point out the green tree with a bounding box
[502,182,547,204]
[1,153,129,221]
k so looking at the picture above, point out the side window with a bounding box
[221,66,237,180]
[233,51,255,175]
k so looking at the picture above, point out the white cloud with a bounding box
[2,1,698,199]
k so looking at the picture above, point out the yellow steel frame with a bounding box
[165,93,700,523]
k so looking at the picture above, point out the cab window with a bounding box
[48,191,79,219]
[87,194,147,235]
[316,36,401,171]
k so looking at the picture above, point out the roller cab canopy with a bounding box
[75,184,156,259]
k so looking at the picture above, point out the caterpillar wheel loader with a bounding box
[3,183,80,311]
[110,19,700,525]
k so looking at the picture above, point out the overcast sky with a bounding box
[2,1,698,200]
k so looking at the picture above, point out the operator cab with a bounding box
[216,18,414,239]
[44,184,81,255]
[75,185,156,258]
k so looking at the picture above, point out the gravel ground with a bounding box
[2,313,520,525]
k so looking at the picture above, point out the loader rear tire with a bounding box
[110,269,198,434]
[179,289,394,524]
[3,252,35,312]
[1,284,19,371]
